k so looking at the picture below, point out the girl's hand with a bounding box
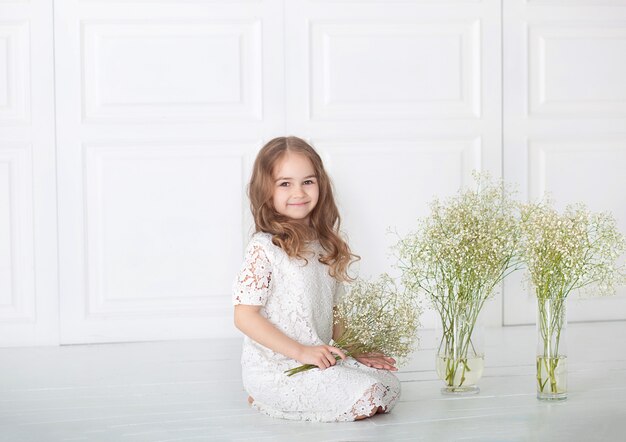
[355,353,398,371]
[297,345,346,370]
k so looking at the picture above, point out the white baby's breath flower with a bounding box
[285,274,421,377]
[520,201,626,300]
[395,172,521,316]
[333,274,421,364]
[393,172,522,389]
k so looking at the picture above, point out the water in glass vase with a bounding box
[536,355,567,400]
[436,354,484,395]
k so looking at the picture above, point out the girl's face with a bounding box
[272,152,319,225]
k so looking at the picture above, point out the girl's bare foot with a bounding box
[247,396,254,405]
[354,405,382,420]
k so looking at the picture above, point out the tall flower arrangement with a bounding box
[520,201,626,400]
[396,173,521,394]
[285,274,421,377]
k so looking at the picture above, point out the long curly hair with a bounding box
[248,136,359,281]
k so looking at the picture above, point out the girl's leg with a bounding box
[346,383,392,421]
[354,405,387,420]
[247,396,254,405]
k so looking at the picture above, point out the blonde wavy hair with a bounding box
[248,136,359,282]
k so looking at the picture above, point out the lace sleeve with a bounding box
[233,241,272,306]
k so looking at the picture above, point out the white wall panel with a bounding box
[310,20,481,119]
[55,0,283,343]
[0,0,58,347]
[83,143,244,316]
[0,162,10,308]
[59,139,260,343]
[528,140,626,211]
[503,1,626,325]
[0,21,29,123]
[287,1,502,143]
[288,0,503,327]
[0,144,35,322]
[529,24,626,116]
[82,20,262,122]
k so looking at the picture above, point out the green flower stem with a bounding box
[283,331,368,377]
[537,296,565,394]
[284,355,345,377]
[438,297,482,388]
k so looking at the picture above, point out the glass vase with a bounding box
[536,297,567,401]
[435,312,484,395]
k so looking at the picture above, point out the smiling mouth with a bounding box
[288,202,309,206]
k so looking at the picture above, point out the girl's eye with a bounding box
[304,180,316,185]
[279,182,289,187]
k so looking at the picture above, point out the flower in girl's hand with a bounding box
[284,274,421,376]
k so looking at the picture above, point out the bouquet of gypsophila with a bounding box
[520,200,626,397]
[395,172,522,392]
[520,201,625,300]
[284,274,421,376]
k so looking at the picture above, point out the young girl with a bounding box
[233,136,401,422]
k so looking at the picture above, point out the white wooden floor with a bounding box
[1,322,625,442]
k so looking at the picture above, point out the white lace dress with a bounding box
[233,232,401,422]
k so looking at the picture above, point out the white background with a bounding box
[0,0,625,346]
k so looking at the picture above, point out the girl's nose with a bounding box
[292,185,305,197]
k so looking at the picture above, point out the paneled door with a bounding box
[503,0,626,324]
[54,0,284,343]
[285,0,504,327]
[0,0,58,346]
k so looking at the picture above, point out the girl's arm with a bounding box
[234,304,346,369]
